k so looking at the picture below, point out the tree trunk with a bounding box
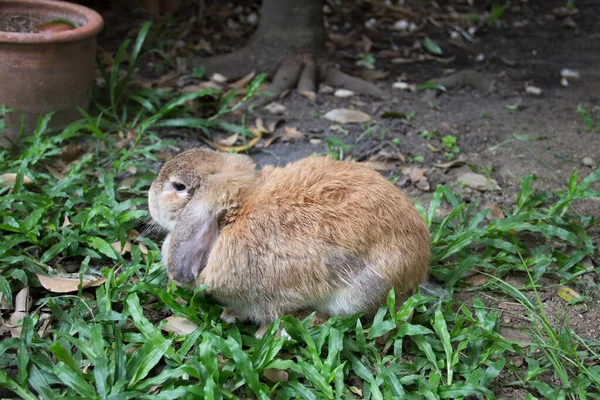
[192,0,388,108]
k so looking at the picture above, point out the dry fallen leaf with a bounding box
[230,71,256,89]
[263,368,289,383]
[8,287,30,338]
[499,326,532,346]
[299,90,317,102]
[402,166,427,183]
[282,126,305,141]
[426,142,440,152]
[487,204,505,220]
[265,102,287,114]
[36,273,106,293]
[255,117,268,133]
[415,176,430,191]
[465,274,490,287]
[61,215,71,228]
[364,160,399,171]
[215,133,239,146]
[457,173,501,191]
[181,82,222,92]
[557,286,588,310]
[0,173,33,186]
[434,157,466,172]
[263,136,279,148]
[161,316,199,335]
[324,108,371,124]
[111,240,132,255]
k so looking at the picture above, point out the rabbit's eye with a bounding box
[172,182,187,192]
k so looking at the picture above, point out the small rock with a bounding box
[525,85,542,96]
[392,20,409,30]
[560,68,580,79]
[319,84,334,94]
[562,16,577,28]
[211,73,228,83]
[247,12,258,25]
[334,89,354,98]
[475,53,485,63]
[582,157,596,167]
[457,172,501,191]
[323,108,371,124]
[561,77,569,87]
[309,139,322,145]
[264,102,286,115]
[365,18,377,30]
[392,81,411,90]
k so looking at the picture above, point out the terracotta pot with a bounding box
[0,0,103,147]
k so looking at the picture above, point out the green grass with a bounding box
[1,21,600,400]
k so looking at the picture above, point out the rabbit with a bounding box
[148,148,430,338]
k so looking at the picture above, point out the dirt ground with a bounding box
[94,0,599,397]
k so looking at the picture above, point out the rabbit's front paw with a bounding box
[220,308,239,324]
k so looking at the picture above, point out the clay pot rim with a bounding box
[0,0,103,44]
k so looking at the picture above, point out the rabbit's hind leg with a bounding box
[316,267,389,317]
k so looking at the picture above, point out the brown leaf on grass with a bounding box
[557,286,588,310]
[161,316,199,335]
[154,152,173,161]
[156,70,181,87]
[36,274,106,293]
[465,274,490,287]
[0,173,33,186]
[61,143,86,163]
[139,242,148,255]
[263,368,289,383]
[487,204,505,220]
[181,81,222,92]
[37,313,53,339]
[499,326,532,347]
[230,71,256,89]
[8,287,30,338]
[215,133,239,147]
[282,126,305,141]
[111,240,132,256]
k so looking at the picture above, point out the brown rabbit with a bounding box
[148,148,430,337]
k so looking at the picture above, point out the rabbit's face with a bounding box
[148,149,222,232]
[148,148,257,283]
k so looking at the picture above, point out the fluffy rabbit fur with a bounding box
[149,148,430,337]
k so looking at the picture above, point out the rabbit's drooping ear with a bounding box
[168,202,219,283]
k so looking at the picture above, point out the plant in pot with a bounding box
[0,0,103,148]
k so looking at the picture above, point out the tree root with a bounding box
[193,49,390,110]
[236,58,304,111]
[430,70,494,94]
[322,66,390,99]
